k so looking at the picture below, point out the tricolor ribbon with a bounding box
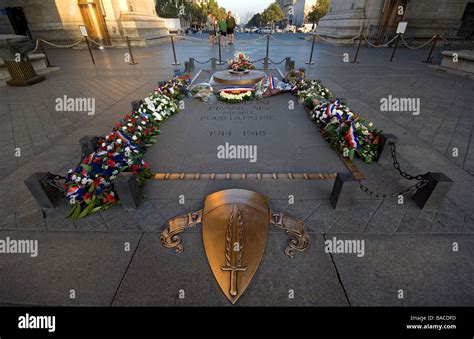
[345,123,360,150]
[116,131,138,149]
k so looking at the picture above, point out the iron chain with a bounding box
[390,142,427,181]
[268,57,287,65]
[192,57,216,64]
[359,180,427,199]
[250,57,266,63]
[359,141,429,198]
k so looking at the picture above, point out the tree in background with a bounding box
[188,3,207,28]
[246,13,262,28]
[261,2,283,27]
[307,0,330,24]
[155,0,185,18]
[203,0,226,21]
[155,0,226,28]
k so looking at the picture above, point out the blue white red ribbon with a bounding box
[219,87,255,93]
[346,123,360,149]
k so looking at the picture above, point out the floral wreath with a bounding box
[228,52,255,70]
[217,87,256,103]
[61,62,383,219]
[64,76,190,219]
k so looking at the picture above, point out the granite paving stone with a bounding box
[397,202,436,233]
[106,211,141,231]
[462,216,474,233]
[328,234,474,306]
[74,212,107,231]
[0,230,141,306]
[112,232,349,306]
[330,199,382,233]
[431,198,465,234]
[305,199,344,233]
[364,199,410,234]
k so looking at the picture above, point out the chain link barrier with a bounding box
[390,142,427,181]
[86,37,114,49]
[268,57,287,64]
[39,38,83,48]
[250,57,266,63]
[192,57,217,64]
[400,34,437,50]
[359,142,429,198]
[362,34,399,48]
[28,38,40,54]
[314,33,360,45]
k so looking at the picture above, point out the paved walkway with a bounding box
[0,34,473,306]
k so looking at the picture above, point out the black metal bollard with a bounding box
[330,173,358,210]
[184,61,191,73]
[125,36,138,65]
[217,32,224,65]
[211,58,217,69]
[189,58,195,70]
[306,34,316,65]
[84,36,95,65]
[264,34,271,66]
[284,57,292,71]
[24,172,64,209]
[390,33,401,62]
[351,34,362,63]
[424,34,439,63]
[170,35,180,66]
[114,172,142,209]
[412,172,453,210]
[38,38,53,67]
[376,133,398,165]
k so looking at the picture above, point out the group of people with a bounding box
[206,11,236,46]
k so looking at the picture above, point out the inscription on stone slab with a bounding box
[201,101,274,121]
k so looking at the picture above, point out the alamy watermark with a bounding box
[324,236,365,257]
[217,142,257,163]
[380,95,420,115]
[0,237,38,257]
[55,95,96,116]
[18,313,55,333]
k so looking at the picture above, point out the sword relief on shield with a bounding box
[220,204,247,297]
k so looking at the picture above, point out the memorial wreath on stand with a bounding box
[228,52,255,71]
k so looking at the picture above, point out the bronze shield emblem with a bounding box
[201,189,269,304]
[161,188,310,304]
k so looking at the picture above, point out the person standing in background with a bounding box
[226,11,236,45]
[206,13,217,46]
[218,18,227,46]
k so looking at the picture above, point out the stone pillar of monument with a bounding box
[316,0,386,40]
[316,0,472,42]
[114,0,169,46]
